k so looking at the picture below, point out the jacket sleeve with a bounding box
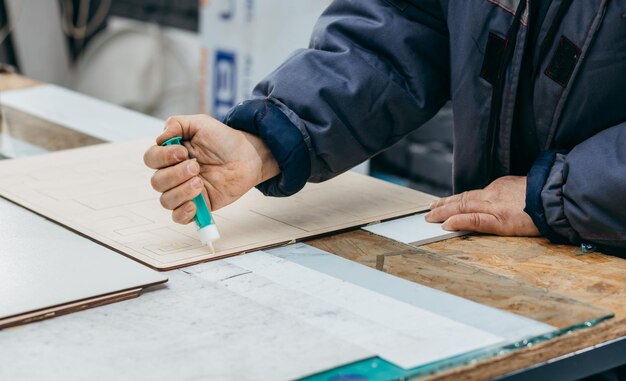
[226,0,450,196]
[525,122,626,254]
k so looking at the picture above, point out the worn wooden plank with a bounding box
[423,236,626,319]
[309,228,409,269]
[423,318,626,381]
[0,73,39,91]
[1,74,103,151]
[2,106,104,151]
[383,253,609,329]
[310,230,626,380]
[309,230,611,329]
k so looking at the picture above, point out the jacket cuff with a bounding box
[224,99,311,197]
[524,150,572,245]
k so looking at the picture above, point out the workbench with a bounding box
[1,73,625,381]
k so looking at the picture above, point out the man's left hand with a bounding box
[425,176,540,236]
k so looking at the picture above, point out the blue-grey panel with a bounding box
[267,243,555,342]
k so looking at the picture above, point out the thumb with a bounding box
[157,115,202,145]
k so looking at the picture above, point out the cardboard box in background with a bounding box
[199,0,372,174]
[199,0,332,120]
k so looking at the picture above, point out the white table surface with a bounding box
[0,244,555,381]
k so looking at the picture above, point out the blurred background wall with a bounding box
[0,0,453,195]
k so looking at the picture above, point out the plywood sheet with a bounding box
[0,139,436,269]
[424,236,626,319]
[308,230,613,330]
[0,198,166,328]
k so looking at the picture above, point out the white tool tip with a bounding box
[198,224,220,251]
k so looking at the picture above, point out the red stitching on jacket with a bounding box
[488,0,515,15]
[487,0,529,25]
[258,99,270,125]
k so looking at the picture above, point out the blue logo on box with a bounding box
[213,50,237,120]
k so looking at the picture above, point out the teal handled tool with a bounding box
[161,136,220,253]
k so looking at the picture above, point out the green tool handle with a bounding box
[161,136,214,228]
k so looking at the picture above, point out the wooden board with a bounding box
[422,318,626,381]
[0,73,38,91]
[425,236,626,319]
[1,74,103,152]
[2,106,104,151]
[0,138,436,270]
[308,231,626,380]
[0,288,142,330]
[309,231,612,329]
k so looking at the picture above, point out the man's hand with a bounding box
[425,176,540,236]
[143,115,280,224]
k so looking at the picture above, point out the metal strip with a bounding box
[495,336,626,381]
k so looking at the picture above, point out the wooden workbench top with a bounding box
[2,73,625,381]
[308,230,626,380]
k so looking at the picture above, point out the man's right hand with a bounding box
[143,114,280,224]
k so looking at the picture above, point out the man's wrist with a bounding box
[241,131,280,185]
[225,99,311,197]
[524,150,572,244]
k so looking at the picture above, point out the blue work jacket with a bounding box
[225,0,626,253]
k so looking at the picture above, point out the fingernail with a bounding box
[424,212,431,219]
[187,161,199,175]
[191,177,202,189]
[441,221,451,231]
[429,202,436,209]
[185,203,194,213]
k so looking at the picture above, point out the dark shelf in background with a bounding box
[110,0,199,31]
[372,102,454,197]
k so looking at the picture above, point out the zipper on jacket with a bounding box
[485,0,578,184]
[542,0,609,150]
[485,0,527,185]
